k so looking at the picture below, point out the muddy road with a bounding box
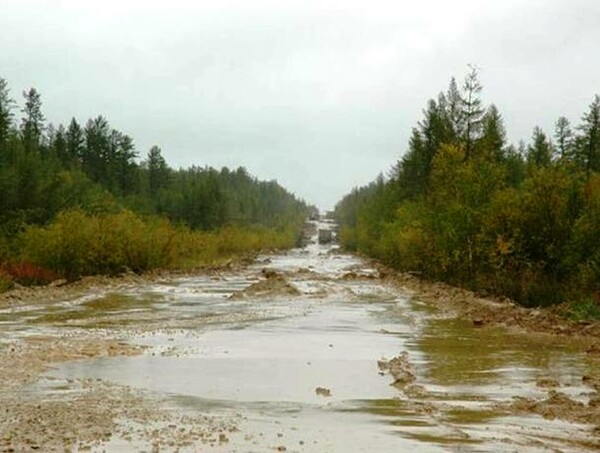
[1,220,600,452]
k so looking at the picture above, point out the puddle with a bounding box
[4,220,599,451]
[56,302,405,403]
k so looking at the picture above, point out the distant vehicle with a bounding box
[318,229,333,244]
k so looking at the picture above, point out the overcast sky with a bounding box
[1,0,599,208]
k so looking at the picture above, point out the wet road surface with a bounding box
[2,220,599,452]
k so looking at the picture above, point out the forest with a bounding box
[0,77,310,288]
[335,67,600,317]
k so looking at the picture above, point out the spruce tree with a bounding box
[20,87,45,152]
[0,78,14,145]
[527,126,553,167]
[66,118,85,164]
[479,104,506,161]
[554,116,573,160]
[577,95,600,177]
[461,65,484,160]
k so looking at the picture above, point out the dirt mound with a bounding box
[378,351,416,389]
[230,272,300,300]
[339,271,379,281]
[376,262,600,340]
[498,390,600,431]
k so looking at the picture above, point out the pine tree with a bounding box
[0,78,14,145]
[47,124,69,165]
[147,145,170,195]
[419,98,451,175]
[445,76,464,142]
[84,115,110,183]
[21,88,45,152]
[577,95,600,177]
[479,104,506,160]
[395,128,427,198]
[114,132,138,195]
[66,118,85,164]
[554,116,573,160]
[527,126,553,167]
[461,65,484,160]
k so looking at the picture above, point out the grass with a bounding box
[567,299,600,322]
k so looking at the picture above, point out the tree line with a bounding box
[0,77,310,284]
[335,67,600,314]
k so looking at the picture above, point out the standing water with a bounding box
[5,220,599,451]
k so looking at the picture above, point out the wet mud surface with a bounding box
[1,220,600,452]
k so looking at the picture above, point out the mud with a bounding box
[0,336,142,388]
[0,273,144,311]
[378,352,416,389]
[0,259,255,312]
[1,220,600,451]
[1,379,238,452]
[489,384,600,451]
[315,387,332,397]
[229,271,300,299]
[381,265,600,341]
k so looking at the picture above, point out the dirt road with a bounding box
[1,220,599,452]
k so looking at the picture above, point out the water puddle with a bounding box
[7,220,599,451]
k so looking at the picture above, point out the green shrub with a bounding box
[18,209,300,278]
[19,209,181,279]
[567,299,600,322]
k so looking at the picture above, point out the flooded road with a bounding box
[2,220,599,452]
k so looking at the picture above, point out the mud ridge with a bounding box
[229,271,300,300]
[378,352,417,390]
[374,261,600,341]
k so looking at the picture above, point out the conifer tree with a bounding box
[479,104,506,160]
[147,145,170,195]
[66,118,85,164]
[20,88,45,152]
[445,76,464,142]
[461,65,484,160]
[554,116,573,160]
[577,95,600,177]
[527,126,553,167]
[0,78,14,145]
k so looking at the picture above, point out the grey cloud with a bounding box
[1,0,600,208]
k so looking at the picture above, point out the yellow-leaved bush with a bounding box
[19,209,298,280]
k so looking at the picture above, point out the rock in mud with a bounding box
[378,352,416,389]
[315,387,332,397]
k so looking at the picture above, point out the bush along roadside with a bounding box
[334,70,600,320]
[0,208,306,290]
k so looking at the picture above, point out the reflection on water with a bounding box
[26,220,599,451]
